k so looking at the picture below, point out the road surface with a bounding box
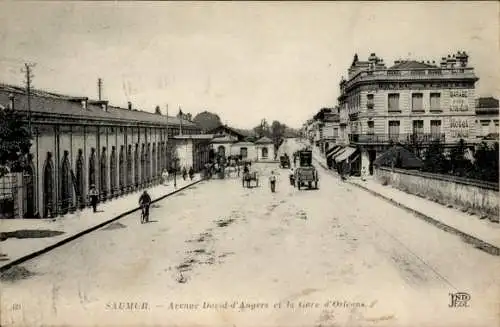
[1,139,498,327]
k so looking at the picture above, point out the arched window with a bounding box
[152,143,157,180]
[262,147,268,159]
[43,152,54,218]
[119,145,125,192]
[100,147,108,199]
[110,146,117,195]
[89,148,96,188]
[134,144,140,187]
[60,150,73,215]
[76,149,84,209]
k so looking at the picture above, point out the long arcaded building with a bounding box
[0,83,210,219]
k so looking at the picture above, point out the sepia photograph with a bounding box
[0,1,499,326]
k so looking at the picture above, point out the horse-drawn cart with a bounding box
[279,155,290,169]
[242,171,259,188]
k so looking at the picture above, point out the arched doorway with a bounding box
[134,144,139,188]
[110,146,117,196]
[60,150,72,215]
[43,152,54,218]
[152,143,157,181]
[217,145,225,159]
[23,155,36,218]
[89,148,96,188]
[100,147,108,200]
[261,147,268,159]
[76,150,84,209]
[119,145,125,193]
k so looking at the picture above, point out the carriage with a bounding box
[294,150,319,190]
[279,154,290,169]
[242,171,259,188]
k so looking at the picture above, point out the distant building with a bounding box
[475,97,499,140]
[0,83,207,219]
[337,51,479,175]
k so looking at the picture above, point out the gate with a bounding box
[0,173,19,219]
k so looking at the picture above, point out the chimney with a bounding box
[128,101,132,110]
[81,98,88,110]
[8,93,14,110]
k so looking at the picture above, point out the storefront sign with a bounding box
[450,118,470,138]
[450,90,469,112]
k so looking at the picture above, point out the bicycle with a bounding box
[140,203,150,224]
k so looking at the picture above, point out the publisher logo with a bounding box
[449,292,470,308]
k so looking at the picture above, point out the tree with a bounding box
[422,140,448,174]
[270,120,287,152]
[154,106,162,115]
[253,119,270,138]
[0,108,32,177]
[192,111,222,132]
[471,142,499,182]
[449,139,471,177]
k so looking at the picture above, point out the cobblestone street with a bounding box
[1,140,498,327]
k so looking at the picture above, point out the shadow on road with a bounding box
[0,230,65,241]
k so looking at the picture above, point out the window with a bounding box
[480,120,490,136]
[333,128,339,138]
[367,94,374,109]
[412,120,424,134]
[430,93,441,111]
[240,147,248,159]
[388,121,400,141]
[367,121,374,134]
[411,93,424,111]
[430,120,441,137]
[388,93,400,112]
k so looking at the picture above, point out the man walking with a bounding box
[269,170,277,193]
[88,185,99,212]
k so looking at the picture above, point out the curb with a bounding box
[311,155,500,256]
[0,178,205,273]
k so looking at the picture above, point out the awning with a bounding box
[332,148,346,161]
[327,146,344,159]
[334,147,357,163]
[326,145,341,158]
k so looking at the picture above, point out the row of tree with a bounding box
[407,138,499,183]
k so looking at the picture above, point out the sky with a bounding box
[0,1,498,129]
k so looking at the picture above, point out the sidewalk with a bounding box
[0,174,202,271]
[310,150,500,254]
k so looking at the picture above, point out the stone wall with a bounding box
[374,167,499,221]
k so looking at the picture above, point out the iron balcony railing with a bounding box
[349,133,445,144]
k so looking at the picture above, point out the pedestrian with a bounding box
[269,170,277,193]
[162,169,169,185]
[188,166,194,180]
[361,166,367,181]
[289,168,295,186]
[182,167,187,181]
[88,185,99,212]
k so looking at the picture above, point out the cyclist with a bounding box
[138,190,152,223]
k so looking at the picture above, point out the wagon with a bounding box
[279,155,290,169]
[242,171,259,188]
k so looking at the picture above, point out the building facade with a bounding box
[337,51,479,175]
[475,97,499,139]
[0,84,206,219]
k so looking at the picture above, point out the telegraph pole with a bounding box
[98,78,102,100]
[22,63,35,137]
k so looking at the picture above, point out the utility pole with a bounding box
[98,78,102,100]
[22,63,35,137]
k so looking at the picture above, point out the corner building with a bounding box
[337,51,479,175]
[0,84,207,219]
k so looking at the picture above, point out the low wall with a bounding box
[374,167,499,221]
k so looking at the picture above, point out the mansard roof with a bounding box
[389,60,438,70]
[0,83,197,128]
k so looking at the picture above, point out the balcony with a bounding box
[349,133,445,144]
[344,67,477,91]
